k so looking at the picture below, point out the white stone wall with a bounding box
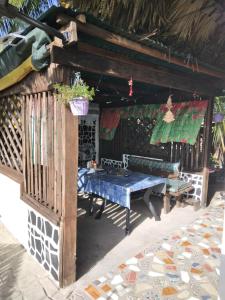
[27,209,60,281]
[0,174,29,250]
[0,173,60,284]
[179,172,204,204]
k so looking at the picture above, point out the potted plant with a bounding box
[213,96,225,123]
[212,96,225,168]
[213,112,224,123]
[53,75,95,116]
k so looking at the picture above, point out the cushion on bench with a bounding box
[165,178,192,193]
[128,156,180,177]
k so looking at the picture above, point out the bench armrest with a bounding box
[101,158,124,169]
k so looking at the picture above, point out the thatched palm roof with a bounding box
[1,0,225,68]
[72,0,225,68]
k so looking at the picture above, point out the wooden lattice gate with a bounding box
[0,95,23,178]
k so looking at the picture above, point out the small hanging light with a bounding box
[163,95,175,123]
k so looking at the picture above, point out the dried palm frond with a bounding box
[72,0,225,65]
[168,0,223,45]
[1,0,225,68]
[73,0,170,32]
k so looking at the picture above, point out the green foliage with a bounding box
[212,96,225,165]
[0,0,54,36]
[53,80,95,104]
[212,97,225,151]
[209,153,220,168]
[9,0,25,7]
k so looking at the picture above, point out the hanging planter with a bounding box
[69,97,89,116]
[53,72,95,116]
[213,113,224,123]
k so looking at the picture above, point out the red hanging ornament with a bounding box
[128,77,133,97]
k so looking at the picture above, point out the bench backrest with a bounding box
[101,154,180,178]
[123,154,180,178]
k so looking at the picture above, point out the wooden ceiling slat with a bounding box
[57,14,225,80]
[51,45,220,96]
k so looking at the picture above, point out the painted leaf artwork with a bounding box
[100,101,208,145]
[150,100,208,145]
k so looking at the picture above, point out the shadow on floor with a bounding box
[76,180,224,280]
[207,180,225,206]
[76,194,165,279]
[0,242,25,299]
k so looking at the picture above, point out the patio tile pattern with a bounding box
[84,193,224,300]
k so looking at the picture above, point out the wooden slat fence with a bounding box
[0,95,23,173]
[23,92,64,219]
[100,118,205,172]
[170,129,204,171]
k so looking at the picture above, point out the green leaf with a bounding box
[53,79,95,104]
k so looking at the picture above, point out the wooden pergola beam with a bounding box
[57,14,225,80]
[51,45,220,96]
[86,79,166,98]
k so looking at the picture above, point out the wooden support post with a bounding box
[202,97,214,207]
[59,105,78,287]
[163,193,171,214]
[176,195,182,208]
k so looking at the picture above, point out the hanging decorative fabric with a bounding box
[100,104,160,140]
[150,100,208,145]
[100,101,208,144]
[128,77,133,97]
[100,108,121,141]
[120,104,160,119]
[163,95,175,123]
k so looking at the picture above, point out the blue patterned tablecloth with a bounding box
[78,168,165,209]
[78,167,95,192]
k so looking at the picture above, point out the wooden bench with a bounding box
[123,154,196,213]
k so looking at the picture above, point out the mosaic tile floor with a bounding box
[84,193,224,300]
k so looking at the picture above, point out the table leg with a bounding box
[95,198,106,219]
[88,194,94,216]
[125,208,130,235]
[176,195,182,208]
[144,188,161,221]
[149,200,161,221]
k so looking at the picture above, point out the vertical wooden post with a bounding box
[202,97,214,207]
[59,104,78,287]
